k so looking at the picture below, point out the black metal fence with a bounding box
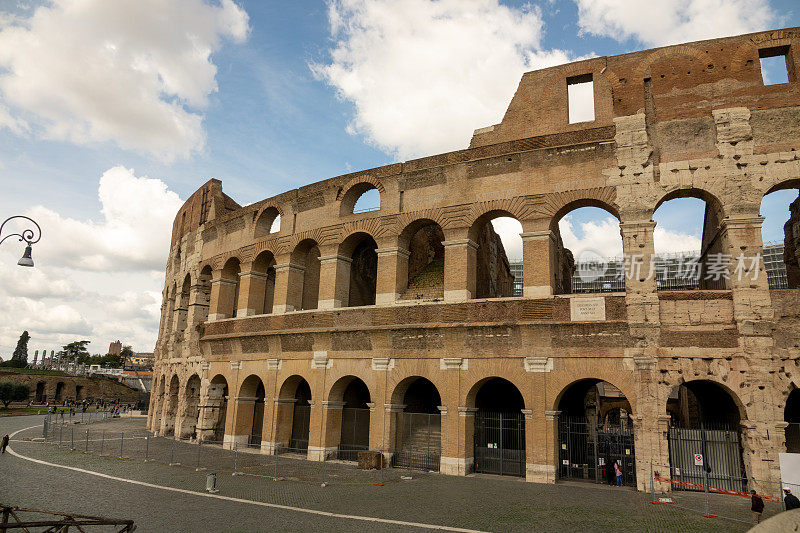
[391,412,441,472]
[474,410,525,477]
[558,415,636,487]
[338,407,370,461]
[667,424,746,492]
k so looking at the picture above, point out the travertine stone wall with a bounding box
[149,28,800,492]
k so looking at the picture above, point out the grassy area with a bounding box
[0,407,48,416]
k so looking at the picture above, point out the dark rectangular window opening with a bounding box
[567,73,595,124]
[759,46,790,85]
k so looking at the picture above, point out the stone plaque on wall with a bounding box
[570,297,605,322]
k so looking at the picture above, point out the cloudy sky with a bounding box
[0,0,797,357]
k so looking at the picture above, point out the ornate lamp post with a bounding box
[0,215,41,267]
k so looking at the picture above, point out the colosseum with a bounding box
[148,28,800,492]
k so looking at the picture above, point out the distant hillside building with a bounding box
[107,340,122,355]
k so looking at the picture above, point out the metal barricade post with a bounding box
[144,435,149,461]
[120,431,124,457]
[100,429,105,456]
[85,429,89,453]
[70,427,74,450]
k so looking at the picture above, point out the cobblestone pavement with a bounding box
[1,415,769,532]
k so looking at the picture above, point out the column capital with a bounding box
[322,400,345,409]
[384,403,406,413]
[520,230,556,242]
[619,220,656,231]
[441,238,479,251]
[375,247,411,259]
[273,262,304,274]
[458,406,478,417]
[318,254,353,265]
[545,410,561,421]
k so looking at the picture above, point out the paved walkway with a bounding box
[0,415,762,532]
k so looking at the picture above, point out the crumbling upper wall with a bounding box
[470,28,800,148]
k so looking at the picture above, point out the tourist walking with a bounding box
[1,434,9,454]
[750,490,764,525]
[613,461,623,486]
[785,489,800,510]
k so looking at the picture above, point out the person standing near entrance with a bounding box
[750,490,764,525]
[613,461,623,486]
[785,488,800,510]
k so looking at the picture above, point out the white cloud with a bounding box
[560,215,623,260]
[0,0,250,161]
[0,166,182,357]
[574,0,776,47]
[311,0,574,160]
[491,217,523,262]
[27,166,183,272]
[558,214,702,260]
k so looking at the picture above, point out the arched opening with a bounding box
[399,219,445,301]
[55,382,64,402]
[252,251,277,315]
[290,240,321,311]
[785,387,800,453]
[163,284,176,335]
[339,233,378,307]
[196,265,213,324]
[237,375,266,448]
[471,378,526,477]
[390,377,441,471]
[653,191,725,290]
[341,183,381,216]
[468,212,520,299]
[179,374,201,439]
[75,385,84,401]
[35,381,45,403]
[254,206,281,238]
[329,376,371,460]
[176,274,191,332]
[556,379,635,486]
[554,204,622,294]
[220,257,241,318]
[666,380,745,492]
[761,181,800,289]
[275,376,312,453]
[164,375,180,437]
[205,375,228,443]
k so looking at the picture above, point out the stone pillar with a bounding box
[221,395,237,449]
[319,400,345,457]
[621,219,660,348]
[208,273,237,320]
[273,261,304,314]
[375,247,410,305]
[525,369,553,483]
[384,403,406,464]
[521,230,557,298]
[237,264,268,317]
[272,398,296,449]
[306,401,327,461]
[442,236,477,302]
[444,407,475,476]
[186,283,209,330]
[196,380,227,442]
[171,289,187,335]
[317,254,351,310]
[230,396,257,448]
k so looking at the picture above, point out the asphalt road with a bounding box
[0,415,423,532]
[0,414,752,532]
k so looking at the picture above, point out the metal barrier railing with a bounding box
[39,419,430,486]
[649,461,800,524]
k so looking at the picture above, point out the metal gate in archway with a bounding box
[667,424,746,492]
[474,410,525,477]
[558,415,636,487]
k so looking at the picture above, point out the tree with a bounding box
[11,331,30,366]
[62,340,90,363]
[121,345,134,359]
[0,382,30,408]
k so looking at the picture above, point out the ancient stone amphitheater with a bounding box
[149,28,800,492]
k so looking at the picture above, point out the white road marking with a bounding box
[7,425,485,533]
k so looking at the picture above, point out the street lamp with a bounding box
[0,215,42,267]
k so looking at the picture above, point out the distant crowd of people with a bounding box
[46,399,135,420]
